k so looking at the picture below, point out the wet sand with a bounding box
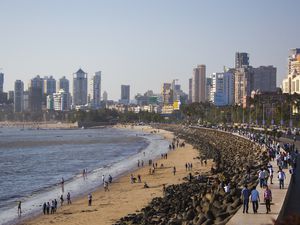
[20,125,210,225]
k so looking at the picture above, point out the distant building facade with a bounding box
[192,64,206,103]
[235,52,249,68]
[0,73,3,93]
[53,89,70,111]
[44,76,56,95]
[28,75,43,112]
[120,85,130,105]
[57,76,69,93]
[73,69,88,106]
[210,72,234,106]
[162,83,173,105]
[14,80,24,113]
[90,71,101,108]
[282,48,300,94]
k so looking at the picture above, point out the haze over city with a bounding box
[1,0,300,100]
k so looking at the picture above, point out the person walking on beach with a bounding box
[173,166,176,176]
[43,202,47,215]
[108,174,113,183]
[17,201,22,216]
[88,193,92,206]
[104,181,109,192]
[258,168,266,188]
[250,186,260,214]
[241,185,250,213]
[67,192,71,204]
[102,175,105,184]
[46,202,50,214]
[264,185,272,214]
[278,169,286,189]
[60,194,64,206]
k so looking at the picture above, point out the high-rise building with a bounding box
[210,72,234,106]
[44,76,56,95]
[234,67,253,105]
[28,75,43,112]
[235,52,249,68]
[120,85,130,104]
[103,91,108,102]
[252,66,276,92]
[192,64,206,103]
[73,68,88,106]
[283,49,300,94]
[0,73,3,93]
[46,95,54,110]
[188,78,192,103]
[53,89,70,111]
[57,76,69,93]
[8,91,14,103]
[14,80,24,113]
[162,83,173,105]
[90,71,101,108]
[206,77,212,102]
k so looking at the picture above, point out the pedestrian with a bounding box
[54,199,57,212]
[250,186,260,214]
[108,174,113,183]
[278,169,286,189]
[88,193,92,206]
[46,202,50,214]
[104,181,109,192]
[17,201,22,216]
[290,166,296,183]
[67,192,71,204]
[102,175,105,184]
[241,184,250,213]
[138,174,141,183]
[264,185,272,214]
[173,166,176,176]
[258,168,266,188]
[61,177,65,192]
[43,202,47,215]
[185,163,188,171]
[141,160,144,167]
[60,194,64,206]
[51,200,55,214]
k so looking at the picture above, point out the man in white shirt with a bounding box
[278,169,286,189]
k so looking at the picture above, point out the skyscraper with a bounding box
[28,75,43,112]
[192,64,206,103]
[206,77,212,102]
[120,85,130,104]
[57,76,69,93]
[43,76,56,95]
[73,68,88,106]
[53,89,70,111]
[0,73,3,93]
[210,72,234,106]
[252,66,277,92]
[234,67,253,105]
[235,52,249,68]
[188,78,192,103]
[162,83,173,105]
[14,80,24,113]
[282,48,300,94]
[90,71,101,108]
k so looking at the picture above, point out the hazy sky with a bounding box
[0,0,299,100]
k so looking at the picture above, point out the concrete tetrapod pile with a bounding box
[115,125,268,225]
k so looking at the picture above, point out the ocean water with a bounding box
[0,127,169,225]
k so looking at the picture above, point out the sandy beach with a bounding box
[20,125,211,225]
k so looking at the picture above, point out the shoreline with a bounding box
[17,125,209,225]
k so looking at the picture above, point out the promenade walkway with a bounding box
[227,143,292,225]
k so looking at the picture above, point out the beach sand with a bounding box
[21,125,211,225]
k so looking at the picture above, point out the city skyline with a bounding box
[0,0,299,99]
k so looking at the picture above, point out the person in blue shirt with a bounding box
[241,184,250,213]
[250,186,260,213]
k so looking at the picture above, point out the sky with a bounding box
[0,0,299,100]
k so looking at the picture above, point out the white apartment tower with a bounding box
[90,71,101,109]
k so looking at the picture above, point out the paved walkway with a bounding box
[227,146,291,225]
[278,138,300,218]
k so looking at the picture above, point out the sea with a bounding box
[0,127,169,225]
